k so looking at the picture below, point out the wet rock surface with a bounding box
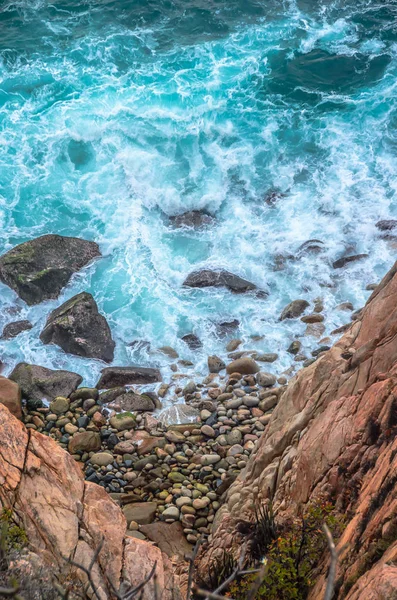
[169,210,214,229]
[0,234,100,305]
[40,292,115,362]
[1,320,33,339]
[183,269,257,293]
[9,363,82,403]
[97,366,162,388]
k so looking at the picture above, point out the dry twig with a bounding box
[0,582,23,600]
[186,536,203,600]
[323,524,337,600]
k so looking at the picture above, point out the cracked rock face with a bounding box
[0,403,181,600]
[197,260,397,599]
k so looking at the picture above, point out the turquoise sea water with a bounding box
[0,0,397,385]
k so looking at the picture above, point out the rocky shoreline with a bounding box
[7,357,282,549]
[0,231,381,553]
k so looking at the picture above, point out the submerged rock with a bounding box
[332,254,369,269]
[0,234,100,305]
[376,219,397,231]
[9,363,82,402]
[280,299,309,320]
[169,210,214,228]
[183,269,257,293]
[264,189,287,206]
[296,239,325,257]
[181,333,202,350]
[40,292,115,363]
[1,320,33,340]
[158,346,179,359]
[216,319,240,336]
[96,366,162,389]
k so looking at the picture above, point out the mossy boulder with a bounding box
[49,396,70,415]
[40,291,115,362]
[109,412,137,431]
[0,234,100,305]
[9,363,82,402]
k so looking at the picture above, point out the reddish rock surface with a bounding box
[198,261,397,599]
[0,404,181,599]
[0,376,22,419]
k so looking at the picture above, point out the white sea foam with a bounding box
[0,1,396,390]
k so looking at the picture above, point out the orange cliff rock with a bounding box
[198,261,397,599]
[0,403,182,600]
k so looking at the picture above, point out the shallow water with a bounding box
[0,0,396,385]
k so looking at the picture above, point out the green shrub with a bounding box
[0,508,28,553]
[227,500,345,600]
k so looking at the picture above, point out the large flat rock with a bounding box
[0,234,100,305]
[9,362,82,403]
[140,521,192,558]
[96,366,162,389]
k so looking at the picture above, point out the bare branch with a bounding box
[153,571,159,600]
[0,582,23,600]
[122,561,157,600]
[186,536,203,600]
[195,589,231,600]
[199,543,247,600]
[61,537,105,600]
[246,561,269,600]
[323,524,338,600]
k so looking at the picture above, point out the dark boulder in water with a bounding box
[280,299,309,321]
[0,234,100,306]
[40,292,115,363]
[332,254,368,269]
[169,210,214,228]
[264,189,287,206]
[181,333,202,350]
[376,219,397,231]
[1,320,33,339]
[9,362,82,402]
[67,139,95,170]
[183,269,257,293]
[216,319,240,337]
[96,366,162,389]
[272,253,295,271]
[297,239,325,257]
